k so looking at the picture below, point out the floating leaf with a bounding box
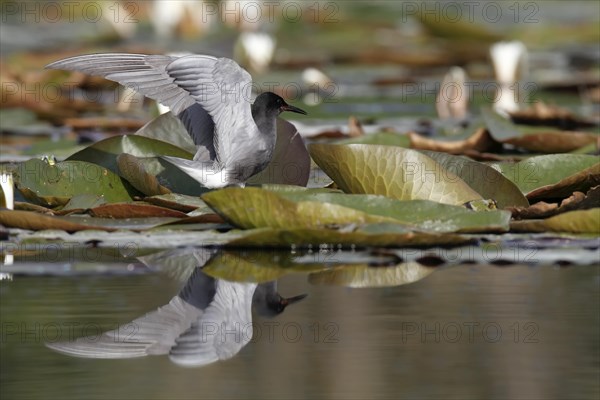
[248,119,311,186]
[226,226,473,248]
[510,186,600,219]
[202,187,392,229]
[12,158,134,206]
[67,135,193,175]
[511,208,600,234]
[492,154,600,199]
[482,107,598,152]
[408,128,499,154]
[0,210,115,232]
[135,111,197,154]
[308,262,434,288]
[274,191,511,233]
[144,193,208,213]
[422,151,529,208]
[117,156,208,196]
[89,203,189,219]
[308,143,482,205]
[117,153,171,196]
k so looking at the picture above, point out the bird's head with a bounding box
[253,92,307,118]
[253,281,308,317]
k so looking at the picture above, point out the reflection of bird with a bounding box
[46,267,306,367]
[46,54,306,188]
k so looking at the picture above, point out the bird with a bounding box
[46,255,307,367]
[45,53,307,188]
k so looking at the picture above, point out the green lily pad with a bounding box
[308,143,482,205]
[274,191,511,233]
[12,158,134,207]
[135,111,197,154]
[421,151,529,208]
[117,153,171,196]
[67,135,193,176]
[144,193,208,213]
[308,262,434,288]
[202,187,393,229]
[117,155,208,196]
[492,154,600,199]
[226,226,473,248]
[60,194,107,212]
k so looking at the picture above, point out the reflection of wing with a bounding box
[46,296,202,358]
[169,281,257,367]
[46,266,258,367]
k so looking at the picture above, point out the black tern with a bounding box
[46,259,307,367]
[46,53,307,188]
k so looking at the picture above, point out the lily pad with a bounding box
[67,135,193,175]
[492,154,600,199]
[422,151,529,208]
[308,262,434,288]
[0,210,115,232]
[89,203,189,219]
[226,226,474,248]
[11,158,135,206]
[308,143,482,205]
[144,193,209,213]
[482,107,598,152]
[134,111,197,154]
[117,153,171,196]
[336,132,411,147]
[274,192,511,233]
[510,208,600,234]
[202,187,393,229]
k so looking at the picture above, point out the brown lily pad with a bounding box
[89,203,189,219]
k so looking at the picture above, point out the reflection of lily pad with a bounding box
[308,262,434,288]
[203,251,328,283]
[12,158,134,206]
[309,144,482,205]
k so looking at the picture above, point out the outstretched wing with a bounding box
[165,56,259,166]
[45,53,216,156]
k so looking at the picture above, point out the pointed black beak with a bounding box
[280,293,308,307]
[281,103,307,115]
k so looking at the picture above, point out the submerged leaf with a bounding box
[308,143,482,205]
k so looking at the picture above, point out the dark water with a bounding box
[1,249,599,400]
